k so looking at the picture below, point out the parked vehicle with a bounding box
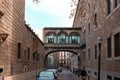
[36,71,57,80]
[47,69,57,74]
[47,69,59,80]
[47,69,57,73]
[57,67,62,73]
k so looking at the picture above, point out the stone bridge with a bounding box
[43,27,83,66]
[44,43,82,68]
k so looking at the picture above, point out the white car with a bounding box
[47,69,57,74]
[36,71,57,80]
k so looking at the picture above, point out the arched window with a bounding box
[46,32,56,43]
[70,32,80,44]
[58,32,68,44]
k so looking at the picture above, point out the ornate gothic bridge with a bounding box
[43,27,85,67]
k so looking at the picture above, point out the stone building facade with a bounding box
[0,0,45,80]
[73,0,120,80]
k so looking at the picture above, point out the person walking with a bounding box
[80,67,87,80]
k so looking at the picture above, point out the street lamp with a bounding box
[0,68,3,73]
[0,32,9,43]
[97,36,102,80]
[0,10,4,18]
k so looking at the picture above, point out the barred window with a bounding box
[18,43,21,58]
[88,23,90,34]
[107,37,112,58]
[88,49,90,60]
[114,33,120,57]
[107,0,112,15]
[95,45,97,59]
[28,48,30,60]
[115,0,120,8]
[94,13,97,28]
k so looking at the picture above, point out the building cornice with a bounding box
[44,27,81,30]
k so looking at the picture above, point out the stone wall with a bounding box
[0,0,45,80]
[73,0,120,80]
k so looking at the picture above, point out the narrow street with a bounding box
[1,0,120,80]
[59,69,79,80]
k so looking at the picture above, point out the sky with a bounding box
[25,0,76,40]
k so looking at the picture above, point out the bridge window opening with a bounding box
[46,33,56,43]
[58,33,68,44]
[70,32,80,44]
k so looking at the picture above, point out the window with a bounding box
[58,32,68,44]
[18,43,21,58]
[11,65,13,75]
[114,77,120,80]
[48,38,54,43]
[94,13,97,28]
[107,75,112,80]
[88,23,90,34]
[83,52,86,61]
[115,0,120,8]
[95,45,97,59]
[88,3,90,12]
[28,48,30,60]
[83,30,86,38]
[70,32,80,44]
[33,38,38,51]
[88,49,90,60]
[36,53,39,61]
[46,32,56,44]
[107,37,112,58]
[114,33,120,57]
[107,0,112,15]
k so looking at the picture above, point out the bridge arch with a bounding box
[46,49,78,56]
[44,49,81,68]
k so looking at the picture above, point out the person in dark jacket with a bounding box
[80,67,87,80]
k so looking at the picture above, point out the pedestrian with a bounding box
[80,67,87,80]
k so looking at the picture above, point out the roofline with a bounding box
[72,0,80,27]
[43,27,81,30]
[25,24,44,45]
